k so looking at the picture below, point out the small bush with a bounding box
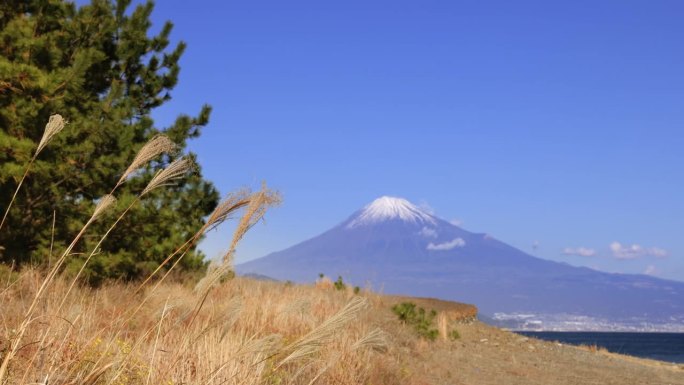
[391,302,439,341]
[449,329,460,340]
[353,286,361,294]
[334,275,347,291]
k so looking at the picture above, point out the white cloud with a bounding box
[418,227,438,238]
[427,237,466,251]
[649,248,669,258]
[417,200,435,215]
[610,242,669,260]
[450,218,463,226]
[562,247,596,257]
[643,265,658,276]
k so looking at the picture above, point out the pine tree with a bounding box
[0,0,220,283]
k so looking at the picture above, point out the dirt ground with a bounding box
[374,296,684,385]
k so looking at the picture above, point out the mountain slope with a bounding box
[237,197,684,330]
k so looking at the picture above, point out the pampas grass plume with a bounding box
[194,186,281,293]
[141,157,195,196]
[35,114,66,156]
[1,115,67,231]
[117,135,177,187]
[89,194,117,223]
[225,185,281,264]
[202,189,252,234]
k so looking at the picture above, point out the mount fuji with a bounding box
[237,197,684,330]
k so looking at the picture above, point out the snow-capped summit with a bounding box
[346,196,436,228]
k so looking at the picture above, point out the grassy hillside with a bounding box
[1,270,388,384]
[1,270,682,385]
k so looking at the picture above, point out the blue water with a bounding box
[517,332,684,363]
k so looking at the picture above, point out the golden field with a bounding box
[2,270,682,385]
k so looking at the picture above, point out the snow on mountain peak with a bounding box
[346,196,436,228]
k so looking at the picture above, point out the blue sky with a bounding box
[136,1,684,280]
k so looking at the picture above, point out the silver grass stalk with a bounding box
[141,157,195,196]
[193,262,228,295]
[202,334,282,384]
[44,194,115,291]
[85,194,117,226]
[35,114,66,157]
[277,297,369,368]
[0,194,117,383]
[202,189,252,234]
[48,194,116,285]
[0,115,66,232]
[281,298,311,315]
[351,328,387,351]
[116,135,177,187]
[242,334,282,357]
[219,296,244,341]
[134,189,253,295]
[306,355,341,385]
[223,185,281,265]
[194,186,280,293]
[306,328,387,385]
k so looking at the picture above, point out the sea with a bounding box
[517,332,684,364]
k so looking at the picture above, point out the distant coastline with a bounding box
[483,312,684,333]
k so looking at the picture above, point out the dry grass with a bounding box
[3,117,380,384]
[581,343,609,354]
[0,121,388,383]
[3,272,682,385]
[0,272,389,385]
[314,276,334,291]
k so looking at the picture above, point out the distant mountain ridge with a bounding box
[237,196,684,331]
